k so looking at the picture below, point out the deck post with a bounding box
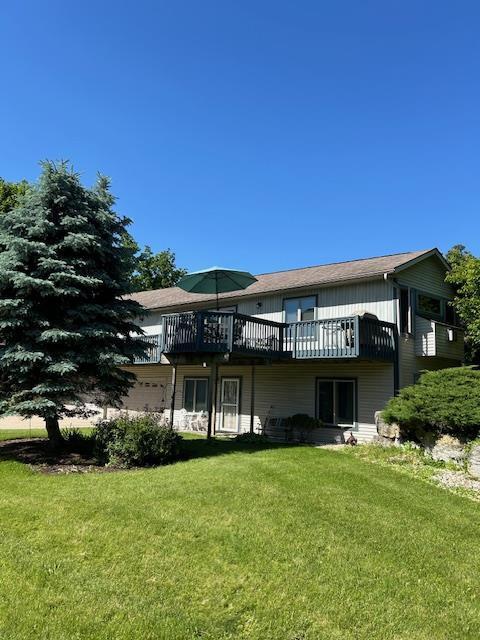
[207,360,218,439]
[227,314,234,352]
[169,361,177,427]
[354,316,360,357]
[195,312,203,351]
[250,364,255,433]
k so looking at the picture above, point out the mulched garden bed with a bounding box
[0,438,110,474]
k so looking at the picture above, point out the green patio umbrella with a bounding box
[177,266,257,309]
[177,267,257,439]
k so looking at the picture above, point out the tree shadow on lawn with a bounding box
[0,435,298,474]
[0,438,107,474]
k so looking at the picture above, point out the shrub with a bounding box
[285,414,322,442]
[234,432,269,444]
[382,367,480,441]
[60,427,95,454]
[93,413,182,467]
[285,414,322,431]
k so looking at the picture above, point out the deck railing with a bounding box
[134,334,162,364]
[160,311,285,357]
[133,312,396,363]
[284,316,395,360]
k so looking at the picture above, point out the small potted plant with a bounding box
[285,414,322,443]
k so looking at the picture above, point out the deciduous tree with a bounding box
[130,246,186,292]
[446,244,480,364]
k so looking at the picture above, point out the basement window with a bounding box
[184,378,208,413]
[316,379,356,428]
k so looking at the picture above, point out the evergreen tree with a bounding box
[0,162,144,445]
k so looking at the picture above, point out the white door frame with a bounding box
[220,377,241,432]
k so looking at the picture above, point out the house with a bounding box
[121,248,464,443]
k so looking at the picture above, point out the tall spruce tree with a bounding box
[0,162,144,445]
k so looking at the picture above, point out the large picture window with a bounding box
[316,379,356,427]
[184,378,208,413]
[284,296,316,323]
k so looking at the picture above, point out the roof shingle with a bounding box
[129,249,436,311]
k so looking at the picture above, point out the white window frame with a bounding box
[283,296,317,323]
[316,378,357,429]
[183,377,209,413]
[220,377,241,433]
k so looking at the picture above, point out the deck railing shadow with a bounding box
[178,434,297,462]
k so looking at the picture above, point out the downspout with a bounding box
[388,273,400,395]
[169,358,177,427]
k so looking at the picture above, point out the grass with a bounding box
[0,427,94,442]
[0,428,49,441]
[0,436,479,639]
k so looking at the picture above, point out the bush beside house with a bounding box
[381,367,480,479]
[94,414,183,467]
[285,413,322,442]
[61,413,183,468]
[382,367,480,441]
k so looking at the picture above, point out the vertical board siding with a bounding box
[233,280,395,323]
[139,279,396,335]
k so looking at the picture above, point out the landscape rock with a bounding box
[430,435,466,464]
[372,434,397,447]
[374,411,400,439]
[467,444,480,479]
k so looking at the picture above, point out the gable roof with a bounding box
[129,248,445,311]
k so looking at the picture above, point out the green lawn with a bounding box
[0,437,479,640]
[0,427,92,442]
[0,428,48,441]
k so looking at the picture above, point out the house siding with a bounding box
[123,360,394,444]
[396,255,461,387]
[396,255,454,299]
[139,278,395,334]
[120,252,462,444]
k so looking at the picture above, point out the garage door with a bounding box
[122,376,168,413]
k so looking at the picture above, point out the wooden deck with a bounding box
[133,312,397,364]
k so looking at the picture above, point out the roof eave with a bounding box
[388,248,450,275]
[140,272,389,313]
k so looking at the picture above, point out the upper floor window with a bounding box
[399,287,411,334]
[445,302,457,326]
[417,293,442,318]
[284,296,316,323]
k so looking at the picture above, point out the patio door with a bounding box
[220,378,240,432]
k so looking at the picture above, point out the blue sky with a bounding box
[1,1,479,274]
